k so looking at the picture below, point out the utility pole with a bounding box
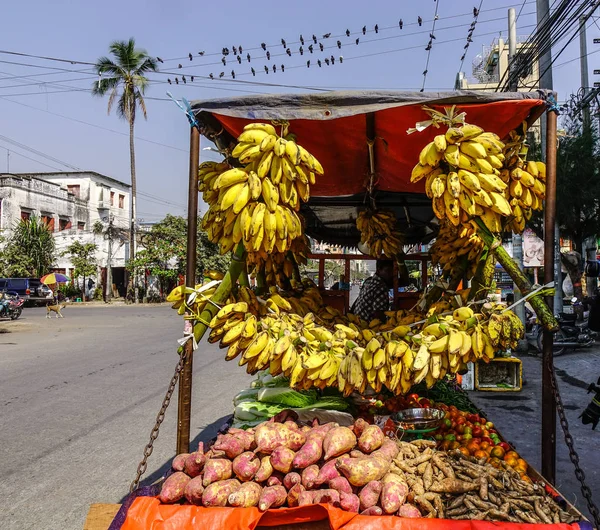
[580,17,598,296]
[105,216,113,303]
[507,8,528,351]
[537,0,557,485]
[6,149,9,173]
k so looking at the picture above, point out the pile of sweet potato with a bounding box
[158,418,422,517]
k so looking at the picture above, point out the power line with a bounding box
[421,0,442,92]
[0,143,64,171]
[457,0,485,76]
[0,134,81,170]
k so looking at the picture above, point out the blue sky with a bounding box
[1,0,597,222]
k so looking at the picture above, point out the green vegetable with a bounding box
[234,402,286,421]
[258,387,317,407]
[304,396,350,411]
[233,388,260,406]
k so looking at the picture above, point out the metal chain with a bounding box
[548,358,600,527]
[129,352,187,492]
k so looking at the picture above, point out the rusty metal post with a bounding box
[541,108,557,484]
[177,126,200,454]
[318,259,325,289]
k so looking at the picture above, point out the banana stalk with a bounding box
[474,219,558,332]
[423,257,469,310]
[469,247,496,301]
[192,243,247,344]
[255,267,268,296]
[239,260,250,288]
[287,251,302,283]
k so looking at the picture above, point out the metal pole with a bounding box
[542,109,558,484]
[176,126,200,454]
[508,8,517,92]
[106,216,113,303]
[580,16,590,128]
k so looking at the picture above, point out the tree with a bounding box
[127,214,230,299]
[0,235,33,277]
[63,241,98,301]
[92,38,158,302]
[528,114,600,305]
[4,216,56,277]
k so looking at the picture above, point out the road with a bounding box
[0,305,253,530]
[1,305,599,528]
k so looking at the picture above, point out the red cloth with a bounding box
[213,100,545,197]
[122,497,582,530]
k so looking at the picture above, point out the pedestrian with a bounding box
[350,259,394,322]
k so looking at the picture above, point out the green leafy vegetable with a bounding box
[257,387,317,407]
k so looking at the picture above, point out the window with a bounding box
[110,191,115,206]
[59,219,71,231]
[119,194,125,208]
[77,221,85,231]
[21,210,31,221]
[41,215,55,231]
[67,184,80,198]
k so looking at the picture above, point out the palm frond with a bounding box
[137,57,158,75]
[137,93,148,120]
[91,75,120,96]
[107,86,119,115]
[94,57,122,76]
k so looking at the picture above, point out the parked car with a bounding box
[0,278,53,304]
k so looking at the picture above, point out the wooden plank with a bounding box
[83,503,120,530]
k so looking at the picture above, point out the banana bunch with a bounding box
[356,209,404,258]
[498,128,546,234]
[430,220,484,279]
[232,122,323,209]
[483,304,525,351]
[414,124,514,234]
[166,278,226,317]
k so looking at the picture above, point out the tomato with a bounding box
[439,440,452,451]
[490,446,505,459]
[504,456,519,467]
[450,441,461,450]
[408,394,420,402]
[466,440,480,453]
[499,442,511,452]
[444,434,456,442]
[514,463,528,474]
[463,426,472,435]
[505,451,520,460]
[457,446,470,457]
[444,419,452,429]
[482,437,494,445]
[462,433,472,441]
[456,416,466,426]
[456,424,465,434]
[456,435,463,442]
[419,398,431,407]
[480,441,490,450]
[473,450,488,459]
[520,474,533,484]
[472,426,483,438]
[434,434,443,441]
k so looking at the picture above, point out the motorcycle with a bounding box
[0,291,24,320]
[526,298,597,356]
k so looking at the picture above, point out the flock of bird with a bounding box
[162,7,483,84]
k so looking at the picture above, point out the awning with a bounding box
[191,90,552,246]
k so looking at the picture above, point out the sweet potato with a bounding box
[213,434,245,459]
[254,423,305,454]
[183,476,205,505]
[267,472,285,487]
[350,450,366,458]
[228,481,262,508]
[233,451,260,482]
[202,459,233,487]
[270,446,295,474]
[286,483,305,507]
[298,490,315,506]
[284,420,300,431]
[358,480,382,511]
[340,492,360,513]
[183,443,206,478]
[398,503,421,518]
[307,422,338,440]
[172,453,190,472]
[313,489,341,506]
[323,427,356,460]
[381,474,409,514]
[360,506,383,516]
[254,455,274,483]
[358,425,384,454]
[292,438,322,469]
[232,430,256,451]
[353,418,369,438]
[315,458,341,485]
[328,476,353,495]
[159,472,191,504]
[283,472,301,490]
[336,456,389,487]
[370,439,399,463]
[429,478,479,494]
[202,479,240,507]
[301,465,320,489]
[258,485,287,511]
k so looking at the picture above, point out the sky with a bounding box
[1,0,598,222]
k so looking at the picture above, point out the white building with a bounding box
[0,171,130,297]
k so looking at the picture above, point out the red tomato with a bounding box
[499,442,511,452]
[456,416,466,426]
[472,426,483,438]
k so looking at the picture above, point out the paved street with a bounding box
[0,305,253,530]
[1,305,599,528]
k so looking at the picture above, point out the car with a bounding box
[0,278,53,303]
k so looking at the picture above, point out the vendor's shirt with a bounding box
[352,274,389,322]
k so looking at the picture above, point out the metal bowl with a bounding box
[392,408,445,431]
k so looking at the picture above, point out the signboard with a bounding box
[523,228,544,267]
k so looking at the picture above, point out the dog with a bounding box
[46,302,67,318]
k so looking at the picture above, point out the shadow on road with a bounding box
[120,414,233,501]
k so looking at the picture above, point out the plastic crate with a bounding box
[474,357,522,391]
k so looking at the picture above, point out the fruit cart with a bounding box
[88,90,594,530]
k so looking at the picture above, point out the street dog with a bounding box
[46,302,67,318]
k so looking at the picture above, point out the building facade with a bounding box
[0,171,130,296]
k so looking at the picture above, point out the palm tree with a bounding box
[10,216,56,277]
[92,38,158,302]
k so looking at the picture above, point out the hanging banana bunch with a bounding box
[356,209,404,258]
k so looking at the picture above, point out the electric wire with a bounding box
[420,0,441,92]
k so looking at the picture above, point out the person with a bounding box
[350,260,394,322]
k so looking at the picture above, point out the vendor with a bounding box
[350,259,394,321]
